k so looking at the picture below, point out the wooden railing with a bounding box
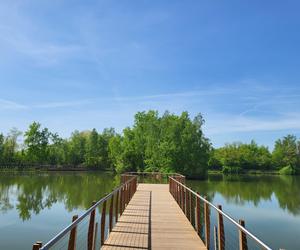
[169,176,272,250]
[122,171,185,184]
[32,175,137,250]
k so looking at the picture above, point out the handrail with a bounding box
[40,176,137,250]
[169,176,272,250]
[124,172,185,177]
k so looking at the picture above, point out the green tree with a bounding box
[272,135,299,172]
[66,130,87,166]
[48,133,66,165]
[85,129,101,168]
[111,111,210,177]
[0,133,4,163]
[2,128,22,164]
[24,122,51,164]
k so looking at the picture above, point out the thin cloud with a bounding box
[205,114,300,135]
[32,100,93,109]
[0,99,27,110]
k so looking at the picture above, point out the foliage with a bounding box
[272,135,300,172]
[0,111,211,177]
[209,135,300,174]
[1,111,300,176]
[279,165,295,175]
[209,141,272,173]
[108,111,211,177]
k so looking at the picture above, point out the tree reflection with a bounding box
[0,172,119,220]
[1,172,300,220]
[188,174,300,215]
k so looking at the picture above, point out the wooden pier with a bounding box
[102,184,206,250]
[33,173,272,250]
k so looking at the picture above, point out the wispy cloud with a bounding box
[0,98,92,110]
[0,99,27,110]
[0,24,84,65]
[0,2,85,66]
[32,100,93,109]
[205,113,300,135]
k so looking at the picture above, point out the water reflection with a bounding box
[188,174,300,215]
[0,172,119,220]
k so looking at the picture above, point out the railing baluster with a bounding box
[68,215,78,250]
[214,226,218,250]
[109,194,114,232]
[32,241,42,250]
[100,200,107,246]
[204,198,210,250]
[189,188,192,222]
[239,219,248,250]
[217,205,225,250]
[120,186,124,215]
[115,189,119,222]
[183,187,186,215]
[87,201,96,250]
[196,192,201,236]
[93,222,98,250]
[185,187,189,219]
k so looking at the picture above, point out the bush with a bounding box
[222,165,242,174]
[279,165,295,175]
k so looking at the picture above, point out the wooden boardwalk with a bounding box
[102,184,206,250]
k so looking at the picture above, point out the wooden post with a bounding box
[124,184,127,206]
[204,198,210,250]
[239,220,248,250]
[120,186,124,215]
[214,226,218,250]
[32,242,42,250]
[101,200,107,246]
[109,194,114,232]
[177,182,180,206]
[87,201,96,250]
[196,192,201,235]
[182,185,185,211]
[115,190,119,222]
[177,183,180,204]
[189,189,192,223]
[185,188,189,219]
[183,187,186,215]
[181,184,184,209]
[217,205,225,250]
[175,182,178,202]
[68,215,78,250]
[93,222,98,250]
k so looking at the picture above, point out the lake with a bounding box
[0,172,299,249]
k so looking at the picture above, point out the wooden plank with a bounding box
[103,184,206,250]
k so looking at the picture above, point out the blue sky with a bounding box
[1,0,300,148]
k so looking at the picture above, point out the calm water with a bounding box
[187,174,300,250]
[0,172,119,250]
[0,172,299,249]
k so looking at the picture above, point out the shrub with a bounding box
[279,165,295,175]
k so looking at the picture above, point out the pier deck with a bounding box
[102,184,206,250]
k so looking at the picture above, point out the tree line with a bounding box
[209,135,300,174]
[1,110,299,176]
[0,111,210,177]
